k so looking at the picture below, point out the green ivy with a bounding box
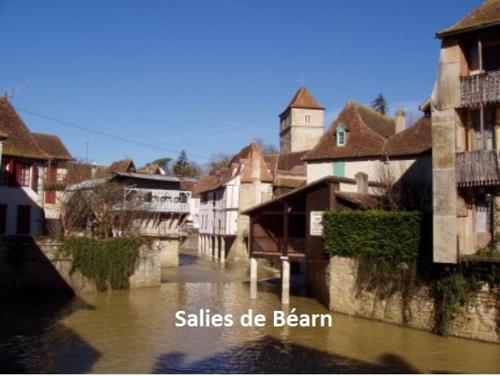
[433,263,499,335]
[58,237,143,291]
[323,210,421,265]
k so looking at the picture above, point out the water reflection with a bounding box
[0,251,499,373]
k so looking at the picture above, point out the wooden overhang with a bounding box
[243,176,381,262]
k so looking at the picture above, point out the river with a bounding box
[1,249,499,373]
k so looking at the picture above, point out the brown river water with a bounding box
[1,250,499,373]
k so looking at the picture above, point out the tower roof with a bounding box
[437,0,500,38]
[280,86,324,117]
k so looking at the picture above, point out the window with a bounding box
[305,114,311,123]
[471,109,496,151]
[16,164,31,187]
[16,205,31,234]
[476,200,491,233]
[484,42,500,71]
[336,125,347,147]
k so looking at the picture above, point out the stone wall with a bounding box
[155,238,179,267]
[308,256,499,343]
[0,237,161,298]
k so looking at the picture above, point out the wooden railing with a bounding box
[252,236,306,255]
[456,150,500,187]
[461,70,500,107]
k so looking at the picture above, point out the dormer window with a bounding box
[336,125,347,147]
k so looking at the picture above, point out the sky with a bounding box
[0,0,484,167]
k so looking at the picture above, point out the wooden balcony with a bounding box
[460,70,500,107]
[456,150,500,187]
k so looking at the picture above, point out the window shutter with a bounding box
[32,162,38,192]
[7,160,17,187]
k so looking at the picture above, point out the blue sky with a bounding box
[0,0,483,167]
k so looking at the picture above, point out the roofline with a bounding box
[436,20,500,39]
[242,175,383,215]
[279,105,326,118]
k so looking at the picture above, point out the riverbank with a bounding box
[0,250,499,373]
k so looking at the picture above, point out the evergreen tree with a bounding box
[371,93,388,115]
[173,150,201,178]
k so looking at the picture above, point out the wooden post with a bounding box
[480,105,484,150]
[478,37,483,72]
[283,201,289,256]
[249,216,255,257]
[250,257,258,299]
[281,256,290,305]
[281,201,290,305]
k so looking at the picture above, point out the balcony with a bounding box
[460,70,500,107]
[123,188,191,213]
[456,150,500,187]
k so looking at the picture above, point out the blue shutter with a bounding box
[333,161,345,177]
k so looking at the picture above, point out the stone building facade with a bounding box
[279,87,325,154]
[431,0,500,262]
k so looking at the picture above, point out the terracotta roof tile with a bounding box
[383,116,431,157]
[0,96,49,159]
[335,192,381,209]
[280,86,324,117]
[65,162,109,185]
[437,0,500,38]
[109,159,135,173]
[304,101,430,162]
[192,169,233,196]
[355,102,395,138]
[304,101,390,161]
[32,133,74,161]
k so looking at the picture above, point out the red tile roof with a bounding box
[280,87,324,117]
[194,142,275,195]
[109,159,135,173]
[65,162,110,185]
[383,116,431,157]
[437,0,500,38]
[0,96,49,159]
[304,101,392,161]
[304,101,431,162]
[265,150,308,175]
[32,133,74,161]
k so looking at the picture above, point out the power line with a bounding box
[14,106,210,161]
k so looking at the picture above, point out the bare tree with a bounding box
[62,182,142,238]
[374,159,432,212]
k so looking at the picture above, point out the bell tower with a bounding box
[279,86,325,154]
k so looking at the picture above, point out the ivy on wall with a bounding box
[58,237,142,291]
[323,209,499,335]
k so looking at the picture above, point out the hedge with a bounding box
[323,210,422,265]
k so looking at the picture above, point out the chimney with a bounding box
[355,172,368,195]
[395,106,406,133]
